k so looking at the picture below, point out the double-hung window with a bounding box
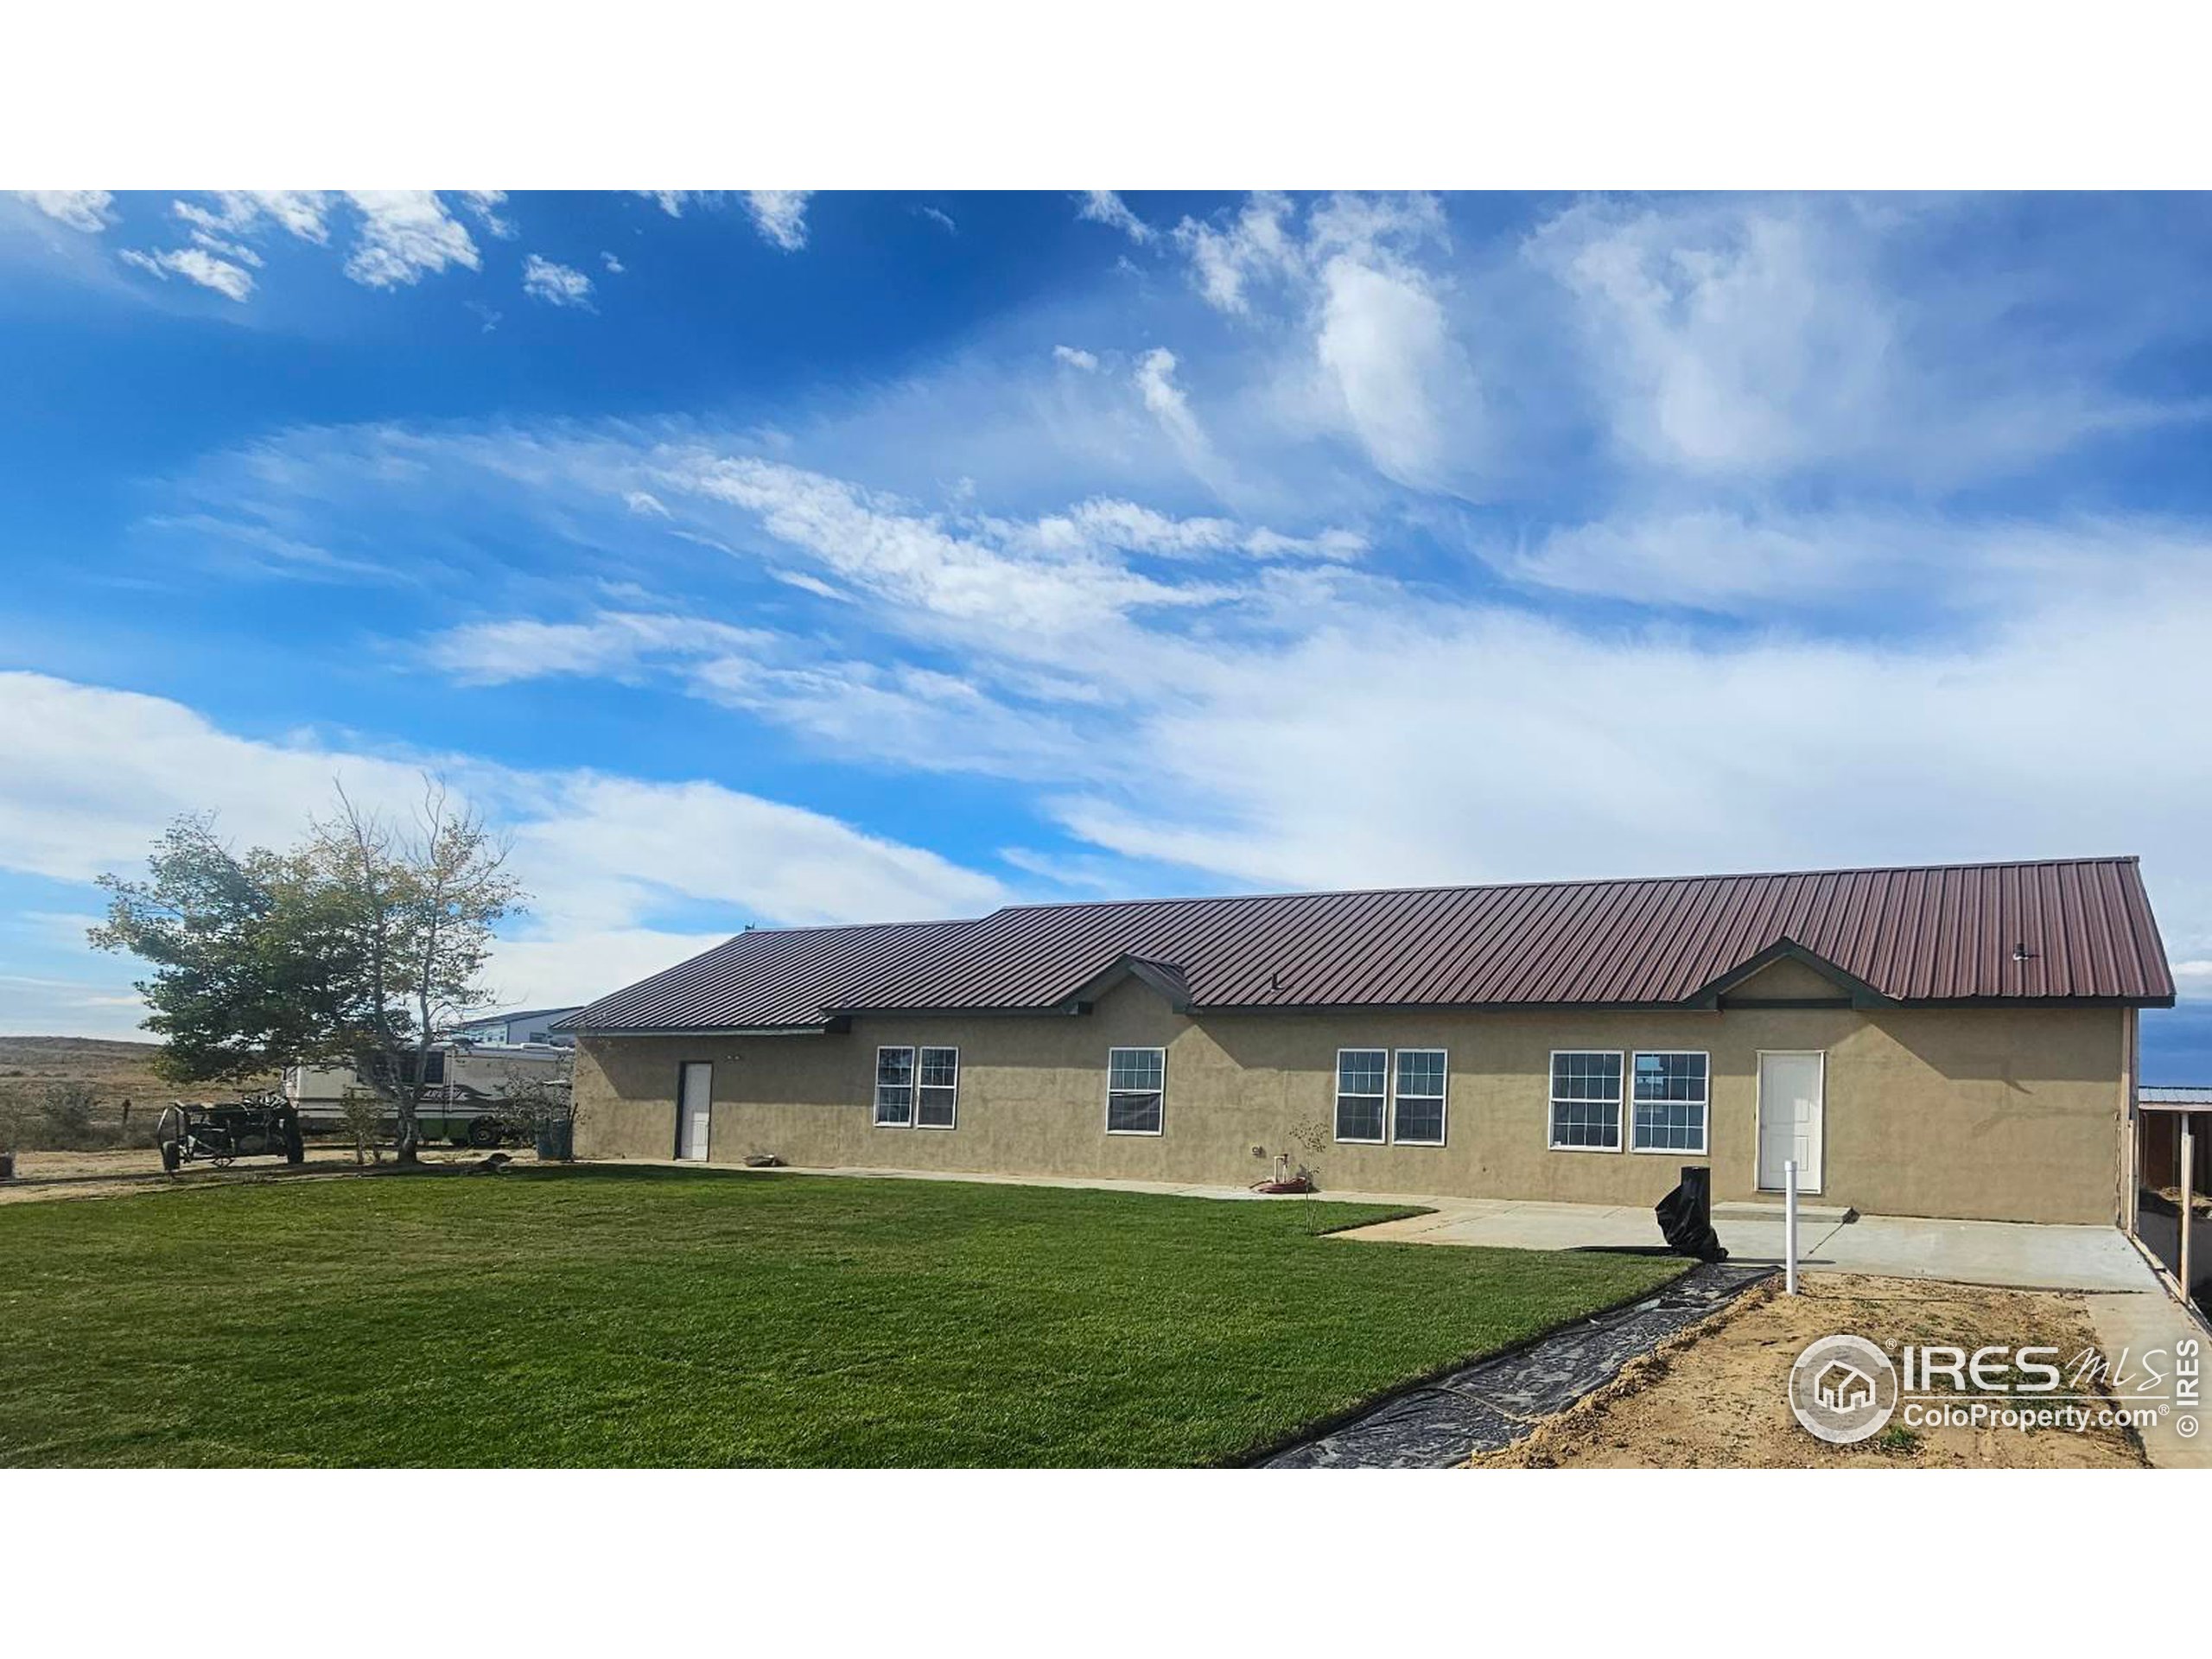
[1391,1049,1447,1146]
[1334,1049,1388,1143]
[1106,1047,1166,1135]
[875,1046,959,1129]
[1549,1051,1624,1150]
[1630,1051,1708,1154]
[1336,1048,1448,1145]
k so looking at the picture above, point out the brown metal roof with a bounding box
[563,855,2175,1032]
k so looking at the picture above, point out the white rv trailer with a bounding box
[282,1042,571,1147]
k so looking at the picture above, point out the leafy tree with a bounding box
[92,778,525,1165]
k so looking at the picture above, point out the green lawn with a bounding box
[0,1167,1682,1466]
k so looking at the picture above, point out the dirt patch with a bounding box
[0,1144,522,1205]
[1474,1274,2145,1469]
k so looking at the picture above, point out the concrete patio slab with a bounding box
[1334,1198,2151,1292]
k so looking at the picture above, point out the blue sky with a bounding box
[3,188,2209,1072]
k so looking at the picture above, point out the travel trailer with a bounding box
[282,1042,572,1146]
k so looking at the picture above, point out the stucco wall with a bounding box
[574,979,2130,1224]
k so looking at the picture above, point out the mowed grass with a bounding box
[0,1167,1682,1467]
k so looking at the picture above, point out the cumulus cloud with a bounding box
[521,253,594,308]
[18,191,115,232]
[174,191,332,244]
[1076,190,1154,244]
[118,245,255,302]
[342,190,480,288]
[1173,192,1298,313]
[0,671,1011,1014]
[1170,192,1472,486]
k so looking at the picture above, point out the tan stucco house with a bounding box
[564,856,2174,1225]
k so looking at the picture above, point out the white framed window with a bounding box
[1392,1049,1448,1146]
[1630,1051,1708,1154]
[1549,1050,1623,1151]
[874,1045,960,1129]
[1334,1049,1387,1143]
[1335,1048,1449,1146]
[915,1046,959,1129]
[1105,1046,1165,1135]
[874,1046,915,1127]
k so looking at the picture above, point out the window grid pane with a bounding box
[1335,1049,1387,1142]
[1336,1096,1385,1141]
[1107,1048,1164,1134]
[1550,1051,1622,1148]
[916,1087,957,1128]
[1107,1092,1163,1134]
[874,1046,915,1126]
[1631,1052,1707,1151]
[1109,1048,1164,1092]
[1337,1049,1387,1094]
[1551,1051,1622,1102]
[1391,1048,1447,1145]
[1392,1096,1446,1144]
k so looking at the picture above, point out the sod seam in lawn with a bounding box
[0,1166,1684,1467]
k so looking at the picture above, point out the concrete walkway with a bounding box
[2080,1282,2212,1470]
[1338,1198,2152,1293]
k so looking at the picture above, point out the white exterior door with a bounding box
[1758,1052,1824,1193]
[677,1062,712,1161]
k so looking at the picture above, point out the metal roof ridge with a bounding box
[973,855,2148,918]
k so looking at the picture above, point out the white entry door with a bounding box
[677,1062,712,1161]
[1758,1052,1824,1192]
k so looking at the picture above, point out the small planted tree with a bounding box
[91,777,525,1167]
[1287,1118,1330,1233]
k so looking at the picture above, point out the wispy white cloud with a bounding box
[18,191,115,232]
[173,191,332,244]
[1170,192,1474,487]
[918,205,957,235]
[342,191,480,289]
[425,611,766,683]
[461,189,517,239]
[744,190,813,251]
[632,188,813,251]
[601,250,625,274]
[1131,347,1219,480]
[1173,192,1297,313]
[1052,345,1099,372]
[521,253,594,309]
[1522,195,2202,486]
[1076,190,1154,244]
[118,245,255,302]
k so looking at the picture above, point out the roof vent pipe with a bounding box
[2012,942,2035,961]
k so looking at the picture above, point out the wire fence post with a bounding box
[1785,1159,1800,1295]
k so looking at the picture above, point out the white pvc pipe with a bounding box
[1785,1159,1800,1295]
